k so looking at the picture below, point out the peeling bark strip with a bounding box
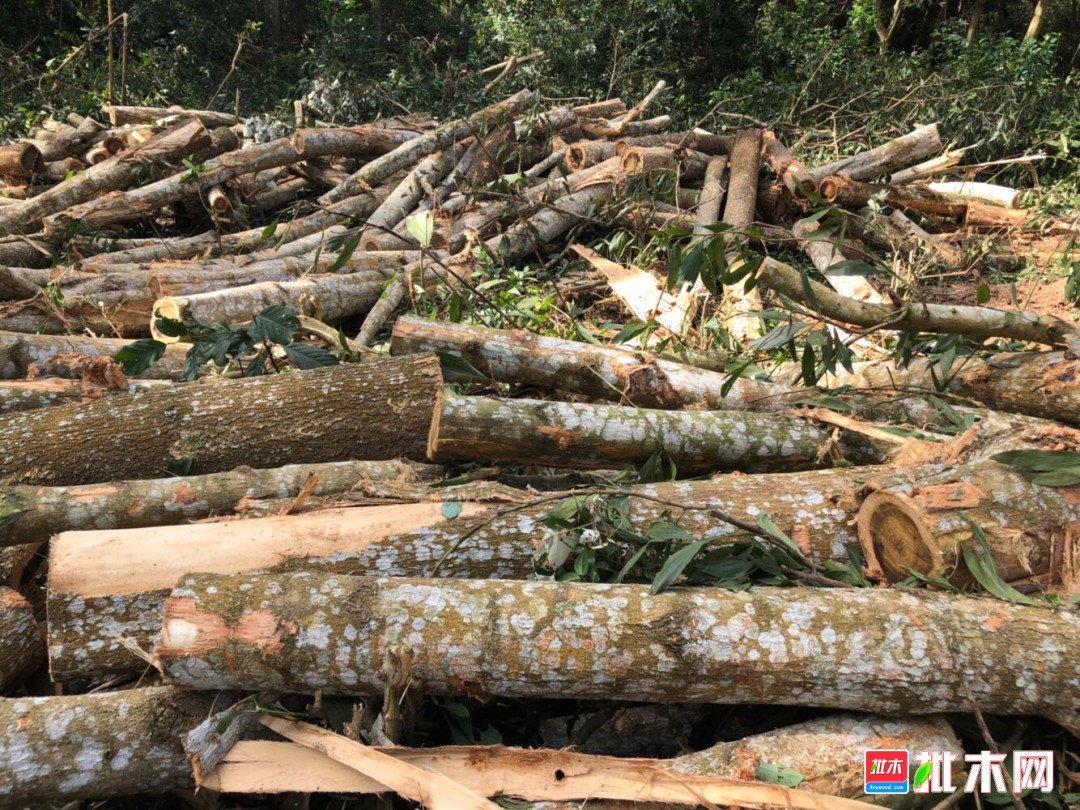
[857,458,1080,591]
[0,458,440,547]
[48,467,870,682]
[0,587,45,690]
[0,119,211,237]
[207,714,961,807]
[0,688,230,803]
[807,124,943,183]
[0,354,442,485]
[155,573,1080,730]
[755,255,1080,353]
[428,393,887,472]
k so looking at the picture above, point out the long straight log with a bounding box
[48,467,875,681]
[0,354,442,485]
[693,157,728,236]
[0,119,211,237]
[721,129,764,341]
[320,90,534,204]
[926,181,1022,209]
[754,254,1080,353]
[104,104,239,127]
[0,688,230,803]
[0,330,187,379]
[808,124,943,182]
[857,458,1079,590]
[0,376,168,413]
[427,393,886,471]
[0,458,440,547]
[820,176,966,219]
[0,587,44,690]
[153,573,1080,732]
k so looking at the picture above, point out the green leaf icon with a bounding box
[913,760,932,788]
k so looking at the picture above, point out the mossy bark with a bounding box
[428,393,887,472]
[0,354,442,485]
[0,687,230,802]
[48,467,873,681]
[154,572,1080,731]
[0,587,44,690]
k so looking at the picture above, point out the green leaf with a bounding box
[755,761,805,788]
[755,513,803,558]
[976,283,991,304]
[153,313,190,338]
[544,497,582,522]
[253,305,299,345]
[820,260,884,276]
[959,516,1036,605]
[167,457,194,476]
[574,322,600,344]
[113,338,167,376]
[404,209,434,247]
[644,520,693,542]
[650,539,709,595]
[441,502,463,519]
[436,352,487,380]
[912,759,932,788]
[991,449,1080,471]
[283,343,339,369]
[326,232,362,273]
[261,219,279,239]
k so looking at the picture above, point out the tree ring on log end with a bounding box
[856,491,943,583]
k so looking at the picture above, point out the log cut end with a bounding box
[150,297,186,343]
[856,490,943,582]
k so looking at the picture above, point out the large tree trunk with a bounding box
[48,466,877,682]
[0,587,44,690]
[808,124,942,183]
[856,458,1079,591]
[153,573,1080,732]
[0,458,440,547]
[390,315,803,410]
[427,393,887,472]
[0,119,211,237]
[0,354,442,485]
[0,688,230,803]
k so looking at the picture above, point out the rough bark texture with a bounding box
[856,458,1079,591]
[693,156,728,236]
[0,330,188,380]
[808,124,943,182]
[390,315,805,411]
[0,587,44,690]
[48,467,873,682]
[428,393,887,472]
[0,688,230,802]
[0,142,43,178]
[0,354,442,485]
[0,119,211,237]
[0,458,440,547]
[762,132,816,197]
[721,129,764,341]
[0,377,167,413]
[154,573,1080,732]
[820,176,966,219]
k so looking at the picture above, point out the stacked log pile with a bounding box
[1,86,1078,805]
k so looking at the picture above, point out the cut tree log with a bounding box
[693,156,728,237]
[206,714,961,807]
[104,103,239,127]
[0,142,43,179]
[0,688,231,803]
[721,128,764,342]
[0,330,188,380]
[926,181,1022,209]
[890,148,968,184]
[390,315,804,410]
[856,458,1079,591]
[0,354,442,485]
[0,236,53,267]
[427,393,887,471]
[819,176,967,219]
[792,218,885,304]
[0,458,440,547]
[0,376,168,413]
[866,208,964,266]
[0,587,45,690]
[808,124,943,182]
[320,90,535,204]
[0,119,211,237]
[763,132,816,197]
[48,467,874,681]
[753,254,1080,353]
[153,573,1080,733]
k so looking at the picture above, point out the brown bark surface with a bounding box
[0,587,45,690]
[0,354,442,485]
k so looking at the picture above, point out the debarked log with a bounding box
[427,393,888,471]
[0,688,232,803]
[0,354,442,485]
[0,587,45,690]
[153,573,1080,732]
[0,458,441,547]
[48,467,873,682]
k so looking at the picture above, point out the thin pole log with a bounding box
[792,218,885,304]
[925,181,1022,209]
[0,458,440,547]
[807,124,943,182]
[48,467,875,681]
[0,354,442,485]
[153,572,1080,732]
[692,157,728,237]
[427,393,887,471]
[819,176,966,219]
[721,129,764,342]
[0,688,231,803]
[104,104,239,127]
[0,587,44,690]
